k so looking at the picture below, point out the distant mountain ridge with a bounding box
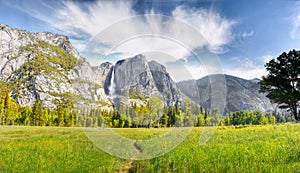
[177,74,275,113]
[0,24,111,109]
[0,24,183,109]
[0,24,275,113]
[111,54,182,102]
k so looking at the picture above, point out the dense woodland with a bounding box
[0,81,292,127]
[0,40,297,127]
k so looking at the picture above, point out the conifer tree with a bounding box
[32,98,43,126]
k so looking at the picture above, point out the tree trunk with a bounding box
[292,106,298,122]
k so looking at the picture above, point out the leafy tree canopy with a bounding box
[260,49,300,121]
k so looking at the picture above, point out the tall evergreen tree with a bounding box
[4,92,11,110]
[32,98,43,126]
[260,49,300,121]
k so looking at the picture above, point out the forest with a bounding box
[0,80,289,128]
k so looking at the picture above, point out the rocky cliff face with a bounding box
[113,54,158,96]
[0,24,81,60]
[148,60,181,102]
[0,24,276,113]
[0,24,112,109]
[109,54,183,105]
[0,24,182,109]
[177,74,275,113]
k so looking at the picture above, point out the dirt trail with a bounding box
[115,142,143,173]
[116,160,134,173]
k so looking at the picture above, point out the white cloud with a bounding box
[241,30,254,38]
[85,5,236,63]
[186,64,222,80]
[48,1,135,38]
[260,55,274,63]
[167,63,220,82]
[224,67,267,80]
[12,1,236,59]
[168,59,267,81]
[8,0,241,80]
[108,36,191,63]
[291,14,300,39]
[224,54,274,80]
[171,6,236,54]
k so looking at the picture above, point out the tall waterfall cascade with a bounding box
[108,67,115,98]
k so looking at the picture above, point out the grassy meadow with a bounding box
[0,124,299,173]
[0,126,126,172]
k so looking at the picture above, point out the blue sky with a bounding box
[0,0,299,81]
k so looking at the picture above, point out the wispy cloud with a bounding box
[166,60,222,82]
[224,68,267,80]
[241,30,254,39]
[224,54,274,79]
[169,55,270,81]
[5,0,244,80]
[260,55,274,64]
[291,14,300,40]
[8,1,237,59]
[171,6,236,54]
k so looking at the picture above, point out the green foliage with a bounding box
[0,126,126,172]
[0,85,289,128]
[71,78,102,88]
[260,49,300,121]
[4,92,12,110]
[0,125,299,172]
[32,98,43,126]
[0,79,291,128]
[130,124,300,172]
[128,87,149,100]
[12,41,78,91]
[0,81,10,98]
[20,41,77,71]
[221,110,277,126]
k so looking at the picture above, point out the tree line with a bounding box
[1,48,299,127]
[260,49,299,122]
[0,85,285,127]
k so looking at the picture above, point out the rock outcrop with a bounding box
[0,24,277,114]
[148,60,181,102]
[0,24,112,109]
[113,54,158,96]
[177,74,275,113]
[109,54,183,105]
[0,25,183,109]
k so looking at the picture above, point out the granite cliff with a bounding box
[177,74,275,113]
[0,24,275,113]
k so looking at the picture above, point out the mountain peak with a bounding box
[116,54,147,65]
[251,78,261,83]
[148,60,167,72]
[177,74,274,113]
[0,24,275,114]
[0,24,10,29]
[133,54,146,59]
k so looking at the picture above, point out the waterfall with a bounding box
[108,67,115,98]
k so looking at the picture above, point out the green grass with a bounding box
[131,124,300,173]
[0,126,125,173]
[0,124,299,173]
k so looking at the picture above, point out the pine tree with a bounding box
[32,98,43,126]
[260,49,300,121]
[4,92,11,110]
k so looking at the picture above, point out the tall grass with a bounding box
[131,124,300,173]
[0,126,125,173]
[0,124,299,172]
